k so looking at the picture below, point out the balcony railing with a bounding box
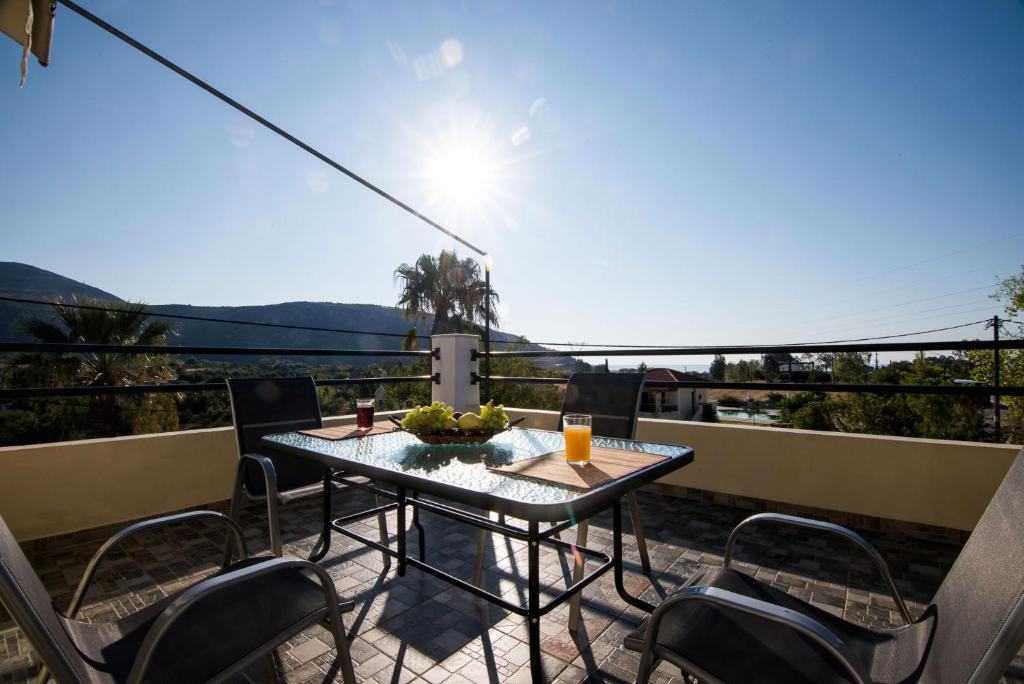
[0,341,437,400]
[471,336,1024,439]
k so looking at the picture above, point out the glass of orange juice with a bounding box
[563,414,592,466]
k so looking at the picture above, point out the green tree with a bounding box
[486,355,564,411]
[725,358,762,382]
[842,357,985,440]
[709,354,726,382]
[394,250,499,347]
[779,391,836,430]
[5,298,179,441]
[967,265,1024,442]
[832,352,872,383]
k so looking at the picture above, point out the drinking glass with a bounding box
[563,414,592,466]
[356,398,375,429]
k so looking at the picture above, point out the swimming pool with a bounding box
[716,409,780,424]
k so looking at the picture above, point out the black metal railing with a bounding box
[471,335,1024,438]
[0,342,438,400]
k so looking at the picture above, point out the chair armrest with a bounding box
[643,586,872,684]
[724,512,911,624]
[126,557,351,684]
[240,452,280,499]
[66,511,248,619]
[240,452,284,557]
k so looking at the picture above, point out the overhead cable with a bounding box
[56,0,487,257]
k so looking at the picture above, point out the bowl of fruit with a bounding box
[391,401,522,444]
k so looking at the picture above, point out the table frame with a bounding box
[265,429,693,680]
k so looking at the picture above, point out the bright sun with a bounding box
[424,140,498,214]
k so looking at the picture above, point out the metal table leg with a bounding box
[528,520,543,682]
[396,487,407,576]
[627,491,652,575]
[308,469,333,563]
[411,490,426,562]
[613,500,656,613]
[374,491,391,570]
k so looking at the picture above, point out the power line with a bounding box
[797,283,999,327]
[781,302,996,341]
[520,318,991,350]
[0,295,994,354]
[784,233,1023,304]
[55,0,487,258]
[781,259,1018,319]
[0,295,431,340]
[783,319,989,346]
[17,397,185,415]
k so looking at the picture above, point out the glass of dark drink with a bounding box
[356,398,374,429]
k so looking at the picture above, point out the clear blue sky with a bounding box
[2,1,1023,363]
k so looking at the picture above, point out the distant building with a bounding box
[778,361,815,382]
[639,368,708,420]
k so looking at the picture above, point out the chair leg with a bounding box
[375,494,391,570]
[325,614,356,684]
[264,652,282,683]
[473,512,508,586]
[568,520,589,633]
[264,489,283,558]
[634,650,660,684]
[627,492,652,575]
[472,517,489,587]
[222,460,248,566]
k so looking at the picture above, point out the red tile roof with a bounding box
[644,368,706,383]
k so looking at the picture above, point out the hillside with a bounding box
[0,263,125,342]
[0,262,559,367]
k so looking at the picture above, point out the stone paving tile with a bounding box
[2,489,1023,682]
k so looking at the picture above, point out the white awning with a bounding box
[1,0,56,85]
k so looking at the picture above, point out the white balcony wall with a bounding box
[0,408,1019,541]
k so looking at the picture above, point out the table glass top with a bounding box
[264,427,690,507]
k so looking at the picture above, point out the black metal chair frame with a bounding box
[0,511,356,684]
[633,482,1024,684]
[635,512,901,683]
[224,376,390,565]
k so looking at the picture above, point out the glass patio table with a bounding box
[263,427,694,680]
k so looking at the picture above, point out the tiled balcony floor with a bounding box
[2,489,1022,683]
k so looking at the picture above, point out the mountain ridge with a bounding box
[0,262,556,366]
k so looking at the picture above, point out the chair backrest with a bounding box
[227,377,326,496]
[922,448,1024,684]
[0,514,87,683]
[558,372,645,439]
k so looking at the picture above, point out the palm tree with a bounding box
[394,250,499,348]
[12,297,178,436]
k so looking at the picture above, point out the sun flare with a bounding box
[423,138,498,214]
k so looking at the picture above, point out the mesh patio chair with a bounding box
[225,376,389,565]
[0,510,356,684]
[558,372,651,632]
[469,372,652,631]
[625,447,1024,684]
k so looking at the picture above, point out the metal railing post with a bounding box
[483,256,492,404]
[993,315,1001,441]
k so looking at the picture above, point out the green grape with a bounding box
[479,401,509,430]
[402,401,460,431]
